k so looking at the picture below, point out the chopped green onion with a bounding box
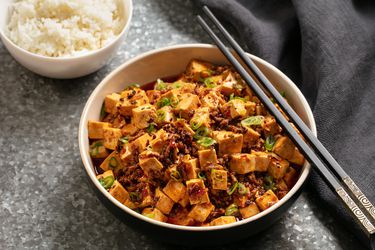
[225,204,239,216]
[109,157,118,169]
[227,181,239,195]
[241,116,265,127]
[144,213,155,219]
[100,102,106,120]
[155,79,168,90]
[170,170,182,181]
[197,137,216,147]
[171,81,182,89]
[170,96,179,107]
[264,135,276,151]
[193,126,209,139]
[190,119,202,131]
[204,78,216,88]
[157,97,171,108]
[147,123,155,133]
[280,91,286,98]
[229,93,246,102]
[118,137,129,144]
[156,110,166,121]
[238,183,248,195]
[130,192,141,202]
[211,169,224,182]
[99,175,115,189]
[198,171,206,180]
[263,175,277,191]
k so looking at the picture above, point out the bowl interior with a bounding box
[79,44,316,230]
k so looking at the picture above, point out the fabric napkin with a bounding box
[193,0,375,245]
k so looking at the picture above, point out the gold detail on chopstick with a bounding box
[336,187,375,235]
[343,176,375,222]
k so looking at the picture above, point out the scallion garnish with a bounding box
[225,204,239,216]
[227,181,239,195]
[198,171,206,180]
[238,183,248,195]
[170,170,182,181]
[171,81,182,89]
[193,126,209,139]
[263,175,277,191]
[156,110,166,121]
[229,93,246,102]
[280,91,286,98]
[204,78,216,88]
[264,135,276,151]
[157,97,171,108]
[155,79,168,90]
[100,102,106,120]
[241,116,265,127]
[130,192,141,202]
[197,137,216,147]
[144,213,155,219]
[118,137,129,144]
[147,123,155,133]
[109,157,118,169]
[190,119,202,131]
[99,175,115,189]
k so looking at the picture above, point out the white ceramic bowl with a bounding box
[78,44,317,244]
[0,0,133,79]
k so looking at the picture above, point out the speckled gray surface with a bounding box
[0,0,366,249]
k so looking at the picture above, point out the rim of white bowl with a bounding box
[0,0,133,61]
[79,43,317,232]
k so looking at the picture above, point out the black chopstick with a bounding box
[197,10,375,238]
[201,6,375,225]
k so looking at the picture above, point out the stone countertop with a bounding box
[0,0,364,249]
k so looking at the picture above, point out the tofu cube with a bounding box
[252,151,271,172]
[243,127,260,148]
[190,107,211,128]
[173,119,195,135]
[100,151,124,173]
[155,188,174,215]
[142,208,167,222]
[103,127,122,150]
[230,153,256,174]
[139,157,164,175]
[239,203,260,219]
[89,140,109,158]
[121,123,138,136]
[156,106,174,124]
[163,180,187,203]
[146,90,161,104]
[186,59,213,81]
[220,72,237,95]
[210,169,228,190]
[273,136,305,165]
[182,158,198,179]
[104,93,121,114]
[186,179,210,205]
[139,184,154,208]
[283,167,299,188]
[262,116,281,135]
[255,190,279,211]
[198,149,218,170]
[132,104,156,129]
[212,131,243,156]
[188,203,215,223]
[268,158,290,179]
[178,190,190,208]
[88,121,110,139]
[149,129,167,153]
[209,216,236,226]
[244,102,256,116]
[221,99,248,119]
[132,133,152,152]
[201,91,226,109]
[109,180,130,204]
[119,89,149,116]
[175,93,201,119]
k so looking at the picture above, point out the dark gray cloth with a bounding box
[193,0,375,245]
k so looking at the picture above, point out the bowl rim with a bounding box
[78,43,317,232]
[0,0,133,61]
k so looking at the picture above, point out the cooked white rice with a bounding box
[6,0,124,57]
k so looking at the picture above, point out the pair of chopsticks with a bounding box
[197,6,375,239]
